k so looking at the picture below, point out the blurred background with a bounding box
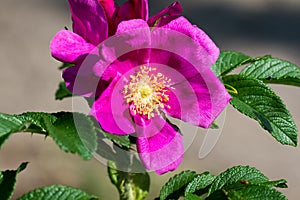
[0,0,299,199]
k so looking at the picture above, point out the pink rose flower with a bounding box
[50,0,231,174]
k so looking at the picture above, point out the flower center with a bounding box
[139,85,152,98]
[123,66,173,119]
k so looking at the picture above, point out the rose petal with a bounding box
[99,0,118,35]
[99,0,116,20]
[147,51,231,128]
[118,0,149,21]
[115,18,149,35]
[135,115,184,174]
[166,68,231,128]
[149,50,198,81]
[68,0,108,45]
[100,0,149,35]
[93,19,151,77]
[150,28,214,75]
[162,16,220,63]
[148,1,182,27]
[114,19,151,60]
[90,74,135,135]
[63,54,109,97]
[94,49,151,81]
[50,30,96,63]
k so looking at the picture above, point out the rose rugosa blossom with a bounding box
[89,18,231,174]
[50,0,231,174]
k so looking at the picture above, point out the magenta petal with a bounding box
[50,30,96,63]
[150,27,216,75]
[94,19,151,76]
[148,2,182,27]
[63,65,94,97]
[99,0,116,19]
[199,72,231,127]
[166,68,231,128]
[162,16,220,63]
[115,19,150,36]
[62,54,108,97]
[95,49,151,81]
[68,0,108,45]
[148,52,231,128]
[118,0,149,21]
[99,0,118,35]
[113,19,151,54]
[100,0,148,35]
[135,0,149,21]
[135,115,184,174]
[90,74,135,135]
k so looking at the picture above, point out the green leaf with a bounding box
[227,185,287,200]
[184,172,215,196]
[209,122,219,129]
[222,179,288,193]
[55,82,73,100]
[223,75,298,146]
[208,166,268,195]
[241,57,300,87]
[0,172,3,184]
[0,112,52,148]
[0,162,28,200]
[108,161,150,200]
[184,193,203,200]
[211,51,251,77]
[15,112,57,132]
[97,128,131,149]
[0,114,25,145]
[255,179,288,188]
[58,62,74,70]
[161,166,288,200]
[0,133,12,150]
[205,190,227,200]
[42,112,97,160]
[267,179,288,188]
[160,170,197,200]
[17,184,98,200]
[0,114,23,136]
[0,112,97,160]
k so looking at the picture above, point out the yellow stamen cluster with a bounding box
[123,66,173,119]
